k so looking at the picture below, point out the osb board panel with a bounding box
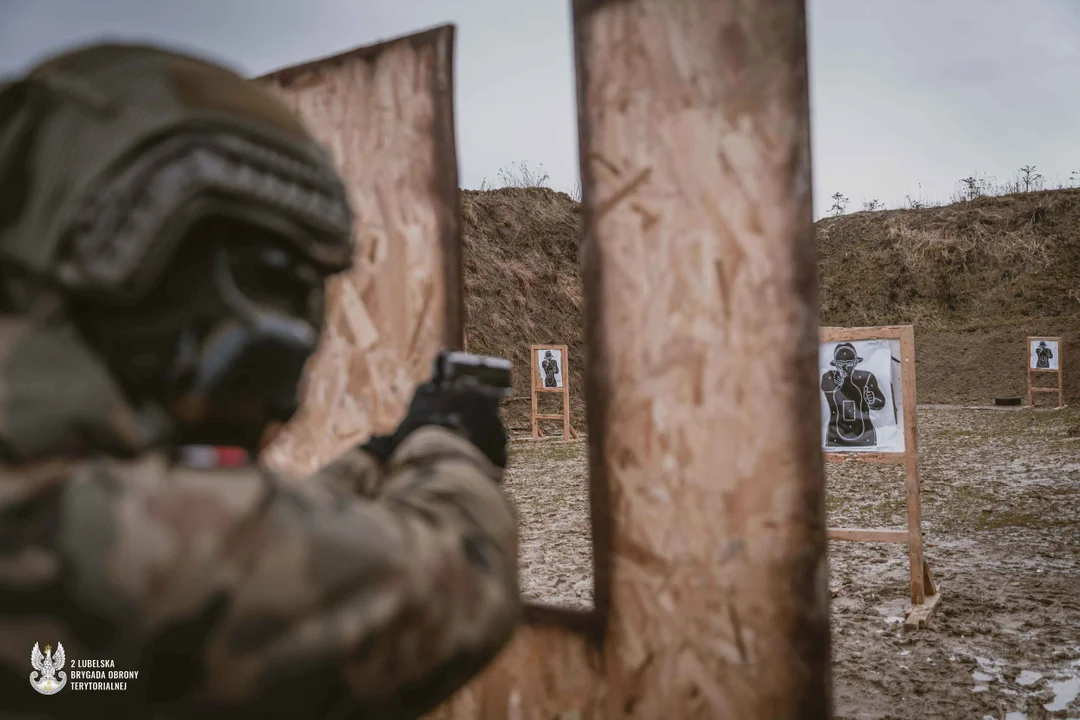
[433,0,830,718]
[255,27,462,476]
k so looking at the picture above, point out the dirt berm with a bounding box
[462,187,1080,433]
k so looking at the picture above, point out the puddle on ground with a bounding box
[832,596,861,611]
[1045,675,1080,713]
[1016,670,1044,687]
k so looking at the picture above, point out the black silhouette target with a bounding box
[1030,339,1059,370]
[819,339,904,452]
[538,348,563,389]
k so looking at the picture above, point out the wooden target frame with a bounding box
[1027,335,1064,408]
[821,325,941,630]
[263,0,838,715]
[529,344,578,440]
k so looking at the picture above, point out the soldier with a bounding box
[0,43,520,718]
[820,342,886,448]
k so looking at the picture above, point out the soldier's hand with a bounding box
[371,383,508,469]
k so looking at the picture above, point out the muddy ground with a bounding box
[501,406,1080,719]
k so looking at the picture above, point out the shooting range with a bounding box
[821,326,941,629]
[1027,336,1064,408]
[235,0,1080,716]
[530,343,577,440]
[254,1,831,716]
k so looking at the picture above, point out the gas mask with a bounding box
[177,240,325,427]
[72,222,331,451]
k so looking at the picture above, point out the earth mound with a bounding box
[461,187,1080,430]
[460,188,585,434]
[816,189,1080,406]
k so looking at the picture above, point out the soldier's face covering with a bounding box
[72,220,329,451]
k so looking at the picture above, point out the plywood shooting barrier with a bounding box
[259,0,837,716]
[530,344,579,440]
[256,28,462,476]
[821,326,941,630]
[1027,335,1064,408]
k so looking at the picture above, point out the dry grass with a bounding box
[816,189,1080,330]
[885,201,1055,275]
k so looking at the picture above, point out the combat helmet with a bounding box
[0,43,354,303]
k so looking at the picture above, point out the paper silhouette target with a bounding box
[1030,339,1059,370]
[819,339,905,453]
[538,348,564,389]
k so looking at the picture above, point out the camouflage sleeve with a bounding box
[307,443,384,497]
[2,426,520,717]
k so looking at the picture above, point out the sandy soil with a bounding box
[501,406,1080,719]
[503,439,594,610]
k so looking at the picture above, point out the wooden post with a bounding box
[820,325,940,628]
[437,0,831,715]
[1027,335,1064,408]
[561,346,572,440]
[529,344,576,440]
[530,348,540,439]
[900,325,925,606]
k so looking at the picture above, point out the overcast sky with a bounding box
[2,0,1077,218]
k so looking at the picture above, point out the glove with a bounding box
[359,433,396,462]
[361,382,508,469]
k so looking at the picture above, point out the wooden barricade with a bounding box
[261,0,833,715]
[440,0,831,714]
[529,344,578,440]
[256,28,462,476]
[1027,335,1064,408]
[821,325,941,629]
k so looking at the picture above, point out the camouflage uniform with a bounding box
[0,45,520,719]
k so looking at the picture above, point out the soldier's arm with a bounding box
[55,426,519,716]
[306,442,385,497]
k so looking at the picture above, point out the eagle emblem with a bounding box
[30,642,67,695]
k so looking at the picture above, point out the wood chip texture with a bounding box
[255,29,460,476]
[431,0,831,717]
